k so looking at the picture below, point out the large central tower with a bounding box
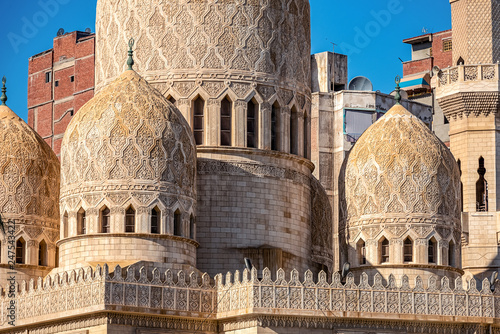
[436,0,500,280]
[95,0,333,276]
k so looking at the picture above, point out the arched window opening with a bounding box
[16,238,25,264]
[63,211,68,238]
[247,100,257,148]
[189,214,195,239]
[55,247,59,267]
[193,97,205,145]
[220,97,232,146]
[38,240,48,266]
[476,157,488,211]
[428,238,437,264]
[101,206,110,233]
[151,207,160,234]
[167,96,176,106]
[380,238,389,264]
[449,240,455,267]
[303,112,309,159]
[357,239,366,265]
[125,206,135,233]
[457,57,464,65]
[290,107,298,155]
[174,210,182,237]
[271,103,280,151]
[458,159,463,212]
[77,208,86,235]
[404,237,413,262]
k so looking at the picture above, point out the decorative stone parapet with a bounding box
[435,64,500,119]
[1,266,500,331]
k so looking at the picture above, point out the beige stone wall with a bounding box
[57,234,198,271]
[451,0,500,65]
[436,64,500,279]
[195,147,319,276]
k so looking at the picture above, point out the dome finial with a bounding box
[1,77,7,106]
[394,75,402,105]
[127,38,135,71]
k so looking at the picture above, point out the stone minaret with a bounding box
[436,0,500,280]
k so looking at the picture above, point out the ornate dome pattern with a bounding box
[95,0,311,94]
[344,104,461,229]
[60,70,196,211]
[0,105,60,226]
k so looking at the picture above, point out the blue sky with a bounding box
[0,0,452,121]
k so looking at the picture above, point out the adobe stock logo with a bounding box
[338,0,408,56]
[8,0,72,54]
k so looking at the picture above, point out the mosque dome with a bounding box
[0,106,60,222]
[344,103,461,228]
[58,68,197,271]
[60,69,196,198]
[0,82,60,280]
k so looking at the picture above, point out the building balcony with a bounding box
[435,64,500,119]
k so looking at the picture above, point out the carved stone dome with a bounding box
[59,70,198,271]
[61,69,196,201]
[344,104,461,230]
[0,104,60,278]
[0,105,60,225]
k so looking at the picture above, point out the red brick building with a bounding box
[400,29,453,145]
[27,31,95,157]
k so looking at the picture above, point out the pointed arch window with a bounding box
[476,157,488,211]
[221,97,232,146]
[428,238,437,264]
[151,207,160,234]
[101,206,110,233]
[403,237,413,262]
[77,208,86,235]
[16,238,25,264]
[55,247,59,267]
[174,209,182,237]
[63,212,68,238]
[448,240,455,267]
[458,159,463,212]
[290,107,298,155]
[357,239,366,265]
[271,103,280,151]
[303,112,309,159]
[193,97,205,145]
[125,206,135,233]
[380,238,389,264]
[247,100,257,148]
[38,240,48,266]
[189,214,195,239]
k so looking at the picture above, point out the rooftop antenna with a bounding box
[85,27,92,33]
[394,75,402,105]
[57,28,65,37]
[127,38,135,71]
[1,77,7,106]
[422,27,428,34]
[330,42,336,53]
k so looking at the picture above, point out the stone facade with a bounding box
[0,104,60,283]
[59,70,198,272]
[2,265,500,333]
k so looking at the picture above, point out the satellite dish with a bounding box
[348,76,373,91]
[57,28,65,37]
[85,27,92,33]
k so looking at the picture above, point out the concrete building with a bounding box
[27,30,95,157]
[401,29,453,145]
